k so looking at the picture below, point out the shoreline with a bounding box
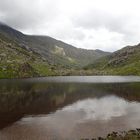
[82,129,140,140]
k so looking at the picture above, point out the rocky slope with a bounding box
[0,33,55,78]
[85,44,140,75]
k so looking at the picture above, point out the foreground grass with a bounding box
[81,129,140,140]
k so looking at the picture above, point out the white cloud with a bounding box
[62,96,140,121]
[0,0,140,51]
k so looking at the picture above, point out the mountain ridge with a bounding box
[0,22,110,68]
[0,22,110,78]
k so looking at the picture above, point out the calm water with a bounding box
[0,76,140,140]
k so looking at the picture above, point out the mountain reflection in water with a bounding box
[0,76,140,139]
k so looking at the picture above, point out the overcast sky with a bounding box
[0,0,140,52]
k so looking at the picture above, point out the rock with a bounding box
[0,53,6,57]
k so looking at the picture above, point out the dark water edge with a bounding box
[0,76,140,139]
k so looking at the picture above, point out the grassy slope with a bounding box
[0,34,55,78]
[85,44,140,75]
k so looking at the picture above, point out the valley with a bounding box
[0,22,140,78]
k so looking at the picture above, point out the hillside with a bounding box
[0,22,110,68]
[85,44,140,75]
[0,33,55,78]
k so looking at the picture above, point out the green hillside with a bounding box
[0,33,55,78]
[85,44,140,75]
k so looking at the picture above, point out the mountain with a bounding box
[0,22,140,77]
[0,22,110,69]
[85,43,140,75]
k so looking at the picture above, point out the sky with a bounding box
[0,0,140,52]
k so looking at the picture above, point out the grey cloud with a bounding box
[0,0,140,51]
[0,0,59,30]
[72,10,132,35]
[71,9,140,48]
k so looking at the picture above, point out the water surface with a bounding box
[0,76,140,140]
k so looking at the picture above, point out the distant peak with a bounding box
[0,21,9,26]
[0,22,5,25]
[95,49,103,52]
[95,49,111,54]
